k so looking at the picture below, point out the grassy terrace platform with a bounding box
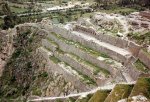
[89,90,111,102]
[143,49,150,56]
[10,6,28,14]
[104,84,134,102]
[134,59,149,73]
[129,77,150,99]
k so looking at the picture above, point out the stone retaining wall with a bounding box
[47,33,116,76]
[51,25,142,80]
[138,50,150,69]
[47,60,90,92]
[74,25,129,48]
[52,25,127,63]
[73,25,142,58]
[54,52,96,79]
[42,38,110,86]
[53,51,111,86]
[37,47,89,92]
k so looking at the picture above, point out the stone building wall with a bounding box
[139,11,150,20]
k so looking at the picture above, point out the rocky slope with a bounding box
[28,77,150,102]
[0,23,77,101]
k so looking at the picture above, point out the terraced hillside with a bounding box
[0,18,150,101]
[26,19,150,101]
[39,26,129,89]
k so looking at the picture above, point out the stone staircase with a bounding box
[28,77,150,102]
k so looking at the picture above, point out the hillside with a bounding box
[0,0,150,102]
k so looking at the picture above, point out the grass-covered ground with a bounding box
[89,90,111,102]
[97,6,138,14]
[104,84,134,102]
[129,77,150,100]
[0,18,3,27]
[76,94,93,102]
[128,32,150,45]
[134,59,149,73]
[10,6,28,14]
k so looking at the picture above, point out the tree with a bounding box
[1,3,11,15]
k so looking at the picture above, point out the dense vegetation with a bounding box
[94,0,150,7]
[0,29,45,101]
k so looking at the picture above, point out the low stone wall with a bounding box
[138,50,150,69]
[42,39,57,52]
[74,25,97,35]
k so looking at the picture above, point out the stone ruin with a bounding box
[128,11,150,31]
[139,11,150,20]
[29,18,150,101]
[39,18,150,87]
